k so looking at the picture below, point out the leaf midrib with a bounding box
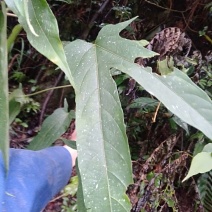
[94,46,113,211]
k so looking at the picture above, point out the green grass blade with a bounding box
[7,24,22,52]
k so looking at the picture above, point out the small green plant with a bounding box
[113,5,132,20]
[14,117,28,128]
[199,26,208,37]
[10,71,26,82]
[21,98,40,113]
[61,176,78,212]
[10,95,40,128]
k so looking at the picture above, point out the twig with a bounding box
[152,101,161,123]
[6,12,17,17]
[181,12,198,33]
[8,54,19,72]
[204,34,212,44]
[144,0,191,13]
[59,87,65,108]
[39,72,64,126]
[183,0,200,31]
[144,0,201,34]
[80,0,110,40]
[16,84,72,98]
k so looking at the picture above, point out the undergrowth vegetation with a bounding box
[1,0,212,211]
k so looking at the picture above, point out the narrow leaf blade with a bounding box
[28,109,74,150]
[0,2,9,169]
[123,67,212,139]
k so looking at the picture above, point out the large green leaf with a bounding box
[64,17,155,211]
[65,17,212,210]
[65,40,134,211]
[5,0,74,86]
[0,2,9,169]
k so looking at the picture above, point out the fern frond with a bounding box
[198,171,212,212]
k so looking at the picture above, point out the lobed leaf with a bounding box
[65,18,212,210]
[3,4,212,207]
[128,68,212,139]
[103,20,212,184]
[64,17,152,210]
[95,19,212,139]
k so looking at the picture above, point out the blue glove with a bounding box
[0,147,72,212]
